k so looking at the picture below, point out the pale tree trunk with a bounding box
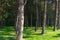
[17,5,24,40]
[17,0,24,40]
[15,15,19,34]
[53,0,58,31]
[41,0,47,34]
[16,0,27,40]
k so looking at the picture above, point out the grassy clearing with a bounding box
[0,26,60,40]
[24,27,60,40]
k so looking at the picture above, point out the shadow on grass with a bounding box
[23,35,33,38]
[53,34,60,37]
[0,32,16,40]
[0,26,15,32]
[0,26,16,40]
[0,37,16,40]
[23,31,42,38]
[23,28,43,38]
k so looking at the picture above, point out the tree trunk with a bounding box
[58,0,60,29]
[25,14,28,28]
[41,0,47,34]
[53,0,58,31]
[31,13,32,27]
[17,0,24,40]
[35,0,39,31]
[58,10,60,29]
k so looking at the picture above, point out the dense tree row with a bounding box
[0,0,57,27]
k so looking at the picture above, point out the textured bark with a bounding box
[41,0,47,34]
[17,0,24,40]
[53,0,58,31]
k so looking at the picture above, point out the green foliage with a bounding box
[0,0,16,26]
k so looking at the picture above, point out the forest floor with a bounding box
[0,26,60,40]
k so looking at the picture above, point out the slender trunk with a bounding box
[15,15,19,34]
[26,18,28,27]
[15,0,18,34]
[31,13,32,27]
[46,15,49,26]
[58,0,60,29]
[53,0,58,31]
[26,15,28,27]
[48,18,49,26]
[58,11,60,29]
[35,0,39,31]
[41,0,47,34]
[25,14,28,28]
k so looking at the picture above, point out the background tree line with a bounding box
[0,0,58,27]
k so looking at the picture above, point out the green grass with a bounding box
[0,26,16,40]
[24,27,60,40]
[0,26,60,40]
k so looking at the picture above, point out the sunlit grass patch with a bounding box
[24,27,60,40]
[0,26,16,40]
[0,26,60,40]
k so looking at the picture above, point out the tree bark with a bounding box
[58,0,60,29]
[41,0,47,34]
[17,0,24,40]
[53,0,58,31]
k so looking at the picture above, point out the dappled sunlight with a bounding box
[0,26,60,40]
[0,31,4,33]
[24,27,60,40]
[0,26,16,40]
